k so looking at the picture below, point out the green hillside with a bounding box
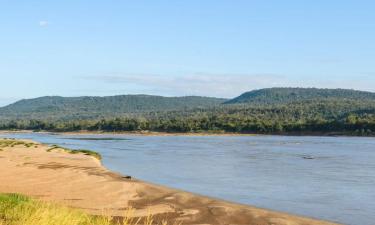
[0,95,226,120]
[225,88,375,105]
[1,88,375,135]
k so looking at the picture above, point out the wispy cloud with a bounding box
[39,20,49,27]
[81,73,375,98]
[82,73,286,98]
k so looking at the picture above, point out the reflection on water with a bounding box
[1,133,375,225]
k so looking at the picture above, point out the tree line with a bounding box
[1,100,375,135]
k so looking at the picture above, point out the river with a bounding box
[1,132,374,225]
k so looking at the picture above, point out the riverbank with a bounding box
[1,129,373,137]
[0,138,339,225]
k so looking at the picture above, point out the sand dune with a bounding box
[0,139,339,225]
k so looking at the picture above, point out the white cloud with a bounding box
[39,20,49,27]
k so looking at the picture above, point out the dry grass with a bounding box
[0,193,178,225]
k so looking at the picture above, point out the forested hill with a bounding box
[0,95,226,120]
[2,88,375,121]
[1,88,375,135]
[225,88,375,104]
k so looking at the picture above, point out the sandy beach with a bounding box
[0,138,339,225]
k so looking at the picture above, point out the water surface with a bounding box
[2,132,374,225]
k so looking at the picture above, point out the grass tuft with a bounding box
[46,144,102,160]
[67,149,102,160]
[0,193,178,225]
[0,139,37,149]
[46,144,64,152]
[0,139,103,161]
[0,139,27,149]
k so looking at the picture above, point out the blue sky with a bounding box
[0,0,374,106]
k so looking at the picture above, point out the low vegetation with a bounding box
[0,140,102,161]
[67,149,102,160]
[0,139,32,148]
[47,145,102,160]
[0,193,174,225]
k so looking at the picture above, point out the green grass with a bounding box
[0,139,102,161]
[24,143,35,148]
[0,193,175,225]
[0,139,27,149]
[0,193,112,225]
[46,145,102,160]
[46,144,64,152]
[66,149,102,160]
[0,139,38,149]
[0,139,101,162]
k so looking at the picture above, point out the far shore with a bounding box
[0,129,373,137]
[0,138,339,225]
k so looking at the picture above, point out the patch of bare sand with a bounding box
[0,139,340,225]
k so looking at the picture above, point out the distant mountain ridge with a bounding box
[225,88,375,104]
[1,88,375,121]
[0,95,226,120]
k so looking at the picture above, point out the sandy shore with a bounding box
[0,139,339,225]
[0,129,367,137]
[0,130,256,136]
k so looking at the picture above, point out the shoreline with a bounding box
[0,138,340,225]
[1,129,374,138]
